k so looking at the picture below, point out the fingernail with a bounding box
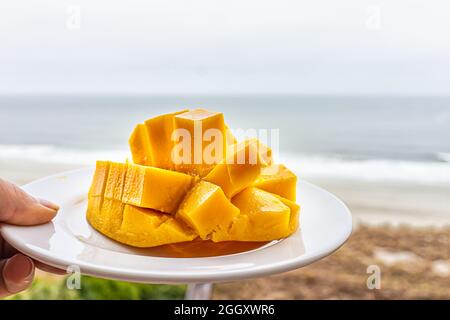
[3,254,35,293]
[38,198,60,211]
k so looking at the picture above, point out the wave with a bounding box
[281,154,450,187]
[1,144,449,186]
[437,153,450,163]
[0,144,128,165]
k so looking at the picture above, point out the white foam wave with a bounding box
[1,144,449,186]
[281,154,450,186]
[0,144,128,165]
[437,153,450,163]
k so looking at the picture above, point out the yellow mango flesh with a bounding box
[176,181,239,239]
[173,109,227,177]
[129,124,153,166]
[87,162,196,248]
[254,164,297,201]
[100,162,128,232]
[114,205,197,248]
[204,139,264,198]
[225,125,237,146]
[88,201,196,248]
[275,194,301,234]
[144,109,188,170]
[89,109,300,248]
[129,110,188,169]
[122,163,195,214]
[87,161,110,231]
[211,187,292,242]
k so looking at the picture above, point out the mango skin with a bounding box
[254,164,297,201]
[122,163,195,214]
[211,187,295,242]
[176,181,239,240]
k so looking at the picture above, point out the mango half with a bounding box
[87,109,300,248]
[86,161,196,247]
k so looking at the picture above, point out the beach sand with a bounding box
[3,163,450,299]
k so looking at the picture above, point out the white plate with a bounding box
[0,168,352,284]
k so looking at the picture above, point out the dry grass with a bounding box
[213,225,450,300]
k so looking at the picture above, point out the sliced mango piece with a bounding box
[86,195,105,232]
[95,161,128,232]
[114,205,197,248]
[212,187,291,242]
[100,199,125,234]
[204,139,264,198]
[104,162,128,201]
[144,110,188,170]
[88,161,110,197]
[176,181,239,239]
[225,125,237,146]
[87,161,111,229]
[129,124,152,166]
[122,163,195,214]
[254,164,297,201]
[275,194,300,233]
[173,109,228,177]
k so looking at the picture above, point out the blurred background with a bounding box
[0,0,449,299]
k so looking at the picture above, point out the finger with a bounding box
[0,178,59,225]
[0,234,18,259]
[1,235,64,274]
[34,260,67,275]
[0,253,35,298]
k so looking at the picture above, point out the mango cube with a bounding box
[173,109,227,177]
[275,194,301,233]
[144,110,188,170]
[204,139,265,198]
[254,164,297,201]
[129,124,153,166]
[212,187,291,242]
[176,181,239,239]
[122,163,195,214]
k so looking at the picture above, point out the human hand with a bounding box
[0,178,60,298]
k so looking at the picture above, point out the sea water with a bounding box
[0,95,449,185]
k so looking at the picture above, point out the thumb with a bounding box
[0,253,35,297]
[0,178,59,225]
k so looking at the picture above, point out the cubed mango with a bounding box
[129,124,153,166]
[176,181,239,239]
[173,109,228,177]
[254,164,297,201]
[204,139,265,198]
[211,187,291,242]
[122,163,195,214]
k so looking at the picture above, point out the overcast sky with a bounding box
[1,0,450,95]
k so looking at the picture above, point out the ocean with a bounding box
[0,95,449,186]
